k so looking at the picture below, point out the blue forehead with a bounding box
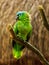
[16,11,25,16]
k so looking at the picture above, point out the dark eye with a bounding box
[19,13,22,16]
[17,13,22,16]
[16,14,21,20]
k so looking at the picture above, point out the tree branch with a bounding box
[38,5,49,31]
[8,25,49,65]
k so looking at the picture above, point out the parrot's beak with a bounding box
[16,16,18,20]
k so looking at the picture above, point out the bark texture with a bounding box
[0,0,49,65]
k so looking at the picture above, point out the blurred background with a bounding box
[0,0,49,65]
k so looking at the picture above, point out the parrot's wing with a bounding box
[13,22,19,34]
[12,22,18,47]
[26,27,32,41]
[20,26,32,50]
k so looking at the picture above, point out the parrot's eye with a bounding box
[18,13,22,16]
[17,12,22,16]
[16,14,22,20]
[16,11,24,20]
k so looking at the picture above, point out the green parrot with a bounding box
[12,11,32,59]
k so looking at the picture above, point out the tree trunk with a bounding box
[0,0,49,65]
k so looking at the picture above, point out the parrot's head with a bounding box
[16,11,31,23]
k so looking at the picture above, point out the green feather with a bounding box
[12,11,32,59]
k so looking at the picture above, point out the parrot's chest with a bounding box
[17,23,30,40]
[18,24,29,34]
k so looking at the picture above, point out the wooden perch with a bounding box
[8,25,49,65]
[38,5,49,31]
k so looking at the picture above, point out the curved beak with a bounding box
[16,16,18,20]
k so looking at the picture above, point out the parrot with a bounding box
[12,11,32,59]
